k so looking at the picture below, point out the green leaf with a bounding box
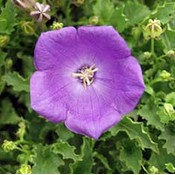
[93,0,114,23]
[70,138,93,174]
[119,140,142,173]
[159,126,175,155]
[32,144,64,174]
[110,7,127,32]
[110,117,159,153]
[161,30,175,52]
[0,0,16,34]
[51,141,81,161]
[0,98,20,124]
[165,92,175,106]
[123,1,150,27]
[0,50,6,67]
[165,163,175,173]
[2,72,29,92]
[137,101,164,130]
[149,148,175,173]
[152,2,175,24]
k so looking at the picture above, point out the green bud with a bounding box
[160,70,171,80]
[50,22,64,30]
[71,0,85,7]
[143,51,151,59]
[144,19,163,39]
[89,16,99,25]
[5,58,13,70]
[2,140,16,152]
[20,21,35,35]
[0,35,8,47]
[167,50,175,58]
[149,166,159,174]
[16,121,26,140]
[16,164,32,174]
[164,103,174,114]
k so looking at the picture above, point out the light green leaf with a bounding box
[110,7,127,32]
[119,140,142,173]
[159,126,175,155]
[124,1,151,27]
[51,141,81,161]
[2,72,29,92]
[161,30,175,52]
[0,98,20,124]
[152,2,175,24]
[165,92,175,106]
[0,0,16,34]
[70,137,93,174]
[110,117,159,153]
[32,144,64,174]
[93,0,114,23]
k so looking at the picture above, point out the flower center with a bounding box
[72,64,98,89]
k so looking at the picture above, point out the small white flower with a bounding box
[30,2,51,23]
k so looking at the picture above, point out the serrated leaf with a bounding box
[93,152,112,172]
[149,148,175,173]
[0,98,20,124]
[159,126,175,154]
[2,72,29,92]
[124,1,151,27]
[93,0,114,23]
[0,0,16,34]
[137,101,164,130]
[110,117,159,153]
[51,141,81,161]
[32,144,64,174]
[120,140,142,173]
[152,3,175,24]
[70,137,93,174]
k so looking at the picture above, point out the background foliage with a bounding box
[0,0,175,173]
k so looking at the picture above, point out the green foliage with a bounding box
[1,0,175,174]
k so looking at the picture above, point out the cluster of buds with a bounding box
[2,140,17,152]
[12,0,51,23]
[144,19,163,39]
[16,164,32,174]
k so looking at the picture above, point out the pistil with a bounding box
[72,64,98,89]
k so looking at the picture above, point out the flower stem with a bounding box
[151,38,155,56]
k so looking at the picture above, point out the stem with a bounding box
[151,38,155,56]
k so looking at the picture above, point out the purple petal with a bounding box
[34,27,79,70]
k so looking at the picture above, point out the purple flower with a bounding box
[30,26,145,139]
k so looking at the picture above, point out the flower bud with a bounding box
[164,103,174,114]
[0,35,8,47]
[89,16,99,25]
[144,19,163,39]
[166,50,175,58]
[160,70,171,80]
[143,51,151,59]
[149,166,159,174]
[5,59,13,70]
[50,22,63,30]
[2,140,16,152]
[16,121,26,140]
[20,21,35,35]
[16,164,32,174]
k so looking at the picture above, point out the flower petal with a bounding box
[65,101,121,140]
[78,26,131,60]
[34,27,79,70]
[30,70,74,122]
[96,56,145,114]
